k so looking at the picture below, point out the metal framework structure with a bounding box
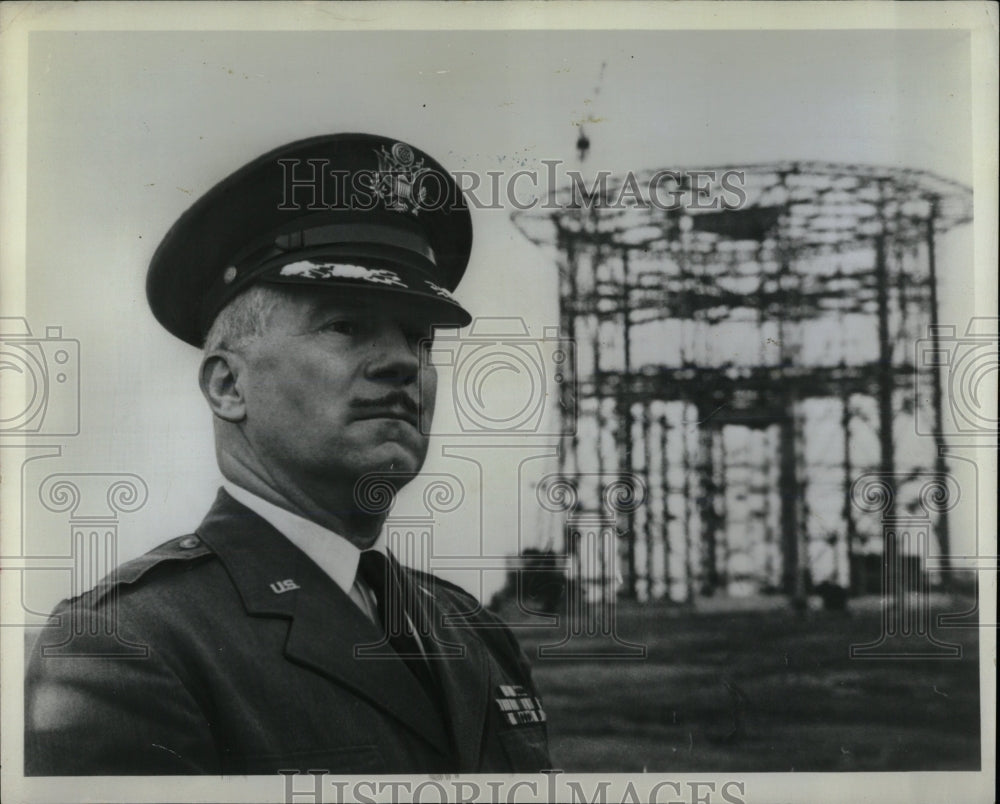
[513,162,972,602]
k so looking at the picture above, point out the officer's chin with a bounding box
[359,442,429,484]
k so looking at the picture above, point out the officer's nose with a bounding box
[364,320,421,386]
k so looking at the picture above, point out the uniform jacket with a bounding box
[25,489,551,775]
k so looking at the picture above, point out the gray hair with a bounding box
[202,284,287,354]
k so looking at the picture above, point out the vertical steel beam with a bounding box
[642,404,654,600]
[619,248,637,599]
[874,189,898,565]
[841,388,859,593]
[698,419,720,594]
[658,414,671,601]
[925,197,951,573]
[717,427,729,589]
[778,404,800,598]
[682,413,696,603]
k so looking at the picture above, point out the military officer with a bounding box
[24,134,551,776]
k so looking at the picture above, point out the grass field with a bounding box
[507,595,982,772]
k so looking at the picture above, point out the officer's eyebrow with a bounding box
[308,297,434,329]
[306,297,376,320]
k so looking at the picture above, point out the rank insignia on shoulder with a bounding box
[495,684,546,726]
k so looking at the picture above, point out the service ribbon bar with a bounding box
[495,684,547,726]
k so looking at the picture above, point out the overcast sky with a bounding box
[11,25,983,609]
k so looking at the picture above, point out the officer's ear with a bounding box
[199,350,247,423]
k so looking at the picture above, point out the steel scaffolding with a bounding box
[513,162,972,602]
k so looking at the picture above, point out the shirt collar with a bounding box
[222,481,385,596]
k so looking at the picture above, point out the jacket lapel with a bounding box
[195,489,451,757]
[407,570,491,772]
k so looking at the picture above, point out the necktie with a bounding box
[357,550,440,701]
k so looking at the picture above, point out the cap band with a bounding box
[201,219,440,334]
[274,223,437,267]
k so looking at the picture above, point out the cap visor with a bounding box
[262,275,471,328]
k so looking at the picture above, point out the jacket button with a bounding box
[179,536,200,549]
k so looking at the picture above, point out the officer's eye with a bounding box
[320,319,359,336]
[405,328,432,351]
